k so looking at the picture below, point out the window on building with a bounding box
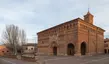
[104,41,106,43]
[26,48,28,50]
[31,48,33,50]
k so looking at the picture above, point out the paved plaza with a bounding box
[0,54,109,64]
[41,54,109,64]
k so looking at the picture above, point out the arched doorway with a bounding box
[104,49,107,54]
[81,42,86,55]
[53,46,57,55]
[67,43,75,55]
[50,41,58,56]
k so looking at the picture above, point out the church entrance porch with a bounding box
[81,42,86,55]
[67,43,75,56]
[49,41,59,56]
[53,46,57,55]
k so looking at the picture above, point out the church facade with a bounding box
[37,12,105,56]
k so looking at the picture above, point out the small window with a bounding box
[104,41,106,43]
[31,48,33,50]
[26,48,28,50]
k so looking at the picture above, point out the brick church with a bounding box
[37,11,105,56]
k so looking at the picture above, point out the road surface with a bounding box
[0,57,36,64]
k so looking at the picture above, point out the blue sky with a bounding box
[0,0,109,43]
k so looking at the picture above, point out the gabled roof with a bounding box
[37,18,81,34]
[23,43,37,46]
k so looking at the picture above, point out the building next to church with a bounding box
[104,38,109,54]
[0,45,9,56]
[22,43,37,57]
[37,11,105,56]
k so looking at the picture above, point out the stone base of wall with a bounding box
[74,53,81,56]
[38,52,104,56]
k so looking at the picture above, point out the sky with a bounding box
[0,0,109,44]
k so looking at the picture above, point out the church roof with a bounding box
[37,18,81,34]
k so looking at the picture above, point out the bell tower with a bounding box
[84,11,94,24]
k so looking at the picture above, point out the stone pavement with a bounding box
[40,54,109,64]
[0,54,109,64]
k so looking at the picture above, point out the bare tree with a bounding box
[19,29,26,45]
[2,24,26,55]
[18,29,27,53]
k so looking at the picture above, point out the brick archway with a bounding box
[81,42,86,55]
[67,43,75,56]
[50,41,58,55]
[53,46,57,55]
